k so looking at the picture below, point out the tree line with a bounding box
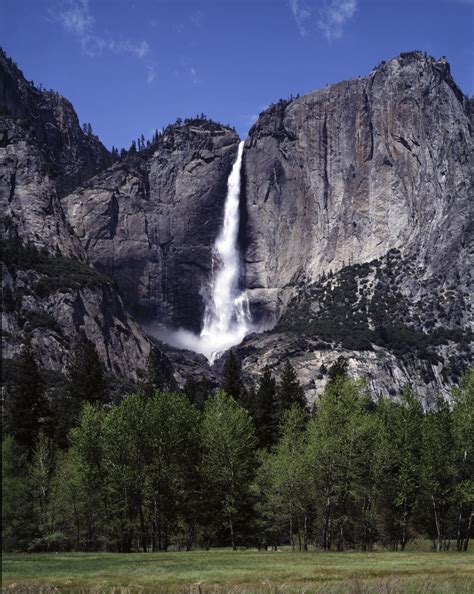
[2,343,473,553]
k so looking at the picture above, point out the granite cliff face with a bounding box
[237,52,472,399]
[0,52,155,382]
[62,122,239,331]
[1,49,472,399]
[0,51,110,194]
[242,52,472,325]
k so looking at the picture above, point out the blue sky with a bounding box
[2,0,473,150]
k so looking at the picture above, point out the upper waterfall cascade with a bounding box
[200,141,250,362]
[152,140,251,363]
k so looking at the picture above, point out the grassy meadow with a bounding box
[2,549,474,593]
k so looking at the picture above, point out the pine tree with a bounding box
[183,376,212,409]
[328,356,348,382]
[254,366,278,449]
[221,351,243,402]
[66,338,108,406]
[276,361,306,422]
[4,343,48,452]
[2,437,39,550]
[141,352,163,398]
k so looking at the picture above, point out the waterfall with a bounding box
[151,140,251,363]
[200,140,250,363]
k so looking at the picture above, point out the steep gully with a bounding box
[153,141,253,363]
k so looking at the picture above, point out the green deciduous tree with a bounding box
[379,387,422,550]
[261,405,312,550]
[66,404,107,550]
[420,397,457,551]
[142,392,200,551]
[307,376,377,550]
[29,432,57,548]
[452,369,474,551]
[201,390,257,549]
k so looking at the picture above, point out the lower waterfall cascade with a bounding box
[152,140,252,363]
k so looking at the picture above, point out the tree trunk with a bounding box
[323,497,331,551]
[139,501,147,552]
[432,496,441,552]
[230,516,236,551]
[290,515,294,551]
[400,499,409,551]
[463,509,473,552]
[303,513,308,551]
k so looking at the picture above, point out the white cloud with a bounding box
[190,66,199,85]
[146,64,156,84]
[318,0,357,40]
[288,0,311,37]
[54,0,150,59]
[287,0,357,41]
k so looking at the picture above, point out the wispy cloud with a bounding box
[190,66,199,85]
[287,0,357,40]
[318,0,357,40]
[288,0,311,37]
[54,0,150,59]
[146,64,156,84]
[173,59,201,85]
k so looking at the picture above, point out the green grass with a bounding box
[2,550,473,593]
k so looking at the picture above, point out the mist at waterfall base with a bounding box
[149,141,253,365]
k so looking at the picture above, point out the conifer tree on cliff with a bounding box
[221,350,243,402]
[142,352,164,398]
[66,336,108,406]
[276,361,307,419]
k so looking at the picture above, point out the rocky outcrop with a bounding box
[242,52,473,329]
[1,260,151,379]
[0,50,110,194]
[237,331,460,405]
[0,118,85,259]
[236,52,473,399]
[0,56,155,382]
[62,122,239,331]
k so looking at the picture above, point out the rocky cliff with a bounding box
[237,51,472,399]
[2,49,472,400]
[62,121,239,331]
[242,52,472,324]
[0,50,111,194]
[0,53,156,382]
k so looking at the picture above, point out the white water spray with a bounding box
[151,141,251,363]
[199,141,250,362]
